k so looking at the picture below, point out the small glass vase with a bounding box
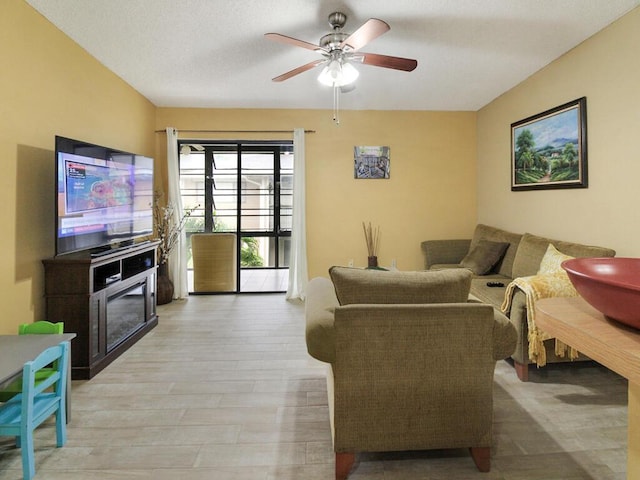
[367,256,378,268]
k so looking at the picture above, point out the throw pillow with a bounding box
[537,243,575,276]
[535,243,578,297]
[460,239,509,275]
[328,266,471,305]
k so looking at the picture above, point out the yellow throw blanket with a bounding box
[501,274,579,367]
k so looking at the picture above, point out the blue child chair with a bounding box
[0,321,64,402]
[0,341,69,480]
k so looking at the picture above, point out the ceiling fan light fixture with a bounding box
[317,59,359,87]
[340,61,359,85]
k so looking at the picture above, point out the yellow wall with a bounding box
[2,1,477,333]
[24,0,639,333]
[6,0,639,337]
[477,7,640,257]
[155,108,478,279]
[0,0,156,333]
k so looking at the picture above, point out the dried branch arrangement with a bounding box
[362,221,381,257]
[154,192,198,265]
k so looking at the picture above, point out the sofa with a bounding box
[305,266,517,479]
[421,224,616,381]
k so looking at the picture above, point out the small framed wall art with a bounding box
[354,146,390,179]
[511,97,587,191]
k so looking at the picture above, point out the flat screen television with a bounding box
[55,136,154,256]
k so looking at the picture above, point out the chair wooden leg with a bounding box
[336,452,355,480]
[56,406,67,447]
[470,446,490,472]
[21,429,35,480]
[514,361,529,382]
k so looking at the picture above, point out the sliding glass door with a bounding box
[179,141,292,293]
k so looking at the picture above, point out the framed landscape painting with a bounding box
[511,97,587,191]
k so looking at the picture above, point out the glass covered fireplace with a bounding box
[106,282,148,352]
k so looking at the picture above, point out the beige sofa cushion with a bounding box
[329,266,471,305]
[512,233,616,279]
[469,224,522,277]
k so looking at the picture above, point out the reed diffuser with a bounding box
[362,221,381,268]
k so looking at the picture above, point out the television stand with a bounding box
[43,241,159,379]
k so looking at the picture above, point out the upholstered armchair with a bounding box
[305,267,516,479]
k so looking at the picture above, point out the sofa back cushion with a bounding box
[469,224,522,277]
[511,232,616,278]
[329,266,472,305]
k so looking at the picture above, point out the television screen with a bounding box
[55,136,154,256]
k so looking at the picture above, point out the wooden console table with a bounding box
[536,297,640,479]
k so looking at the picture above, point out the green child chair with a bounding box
[0,321,64,402]
[0,341,69,480]
[18,321,64,336]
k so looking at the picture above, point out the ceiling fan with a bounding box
[265,12,418,86]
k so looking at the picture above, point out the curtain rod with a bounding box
[154,129,315,134]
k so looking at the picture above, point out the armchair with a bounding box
[306,268,516,479]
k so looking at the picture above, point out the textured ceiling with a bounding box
[25,0,640,111]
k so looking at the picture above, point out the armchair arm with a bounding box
[421,239,471,269]
[305,277,338,364]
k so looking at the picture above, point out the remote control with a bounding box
[486,281,505,287]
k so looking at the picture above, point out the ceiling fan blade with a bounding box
[265,33,326,52]
[272,59,326,82]
[340,18,389,52]
[356,52,418,72]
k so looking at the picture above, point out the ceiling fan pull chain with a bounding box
[333,85,340,125]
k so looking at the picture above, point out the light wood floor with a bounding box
[0,294,629,479]
[187,268,289,293]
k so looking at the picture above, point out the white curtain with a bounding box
[286,128,308,301]
[166,127,189,299]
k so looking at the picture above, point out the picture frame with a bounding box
[511,97,587,191]
[354,146,390,179]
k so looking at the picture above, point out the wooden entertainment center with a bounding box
[43,241,159,379]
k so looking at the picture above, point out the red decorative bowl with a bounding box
[562,257,640,329]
